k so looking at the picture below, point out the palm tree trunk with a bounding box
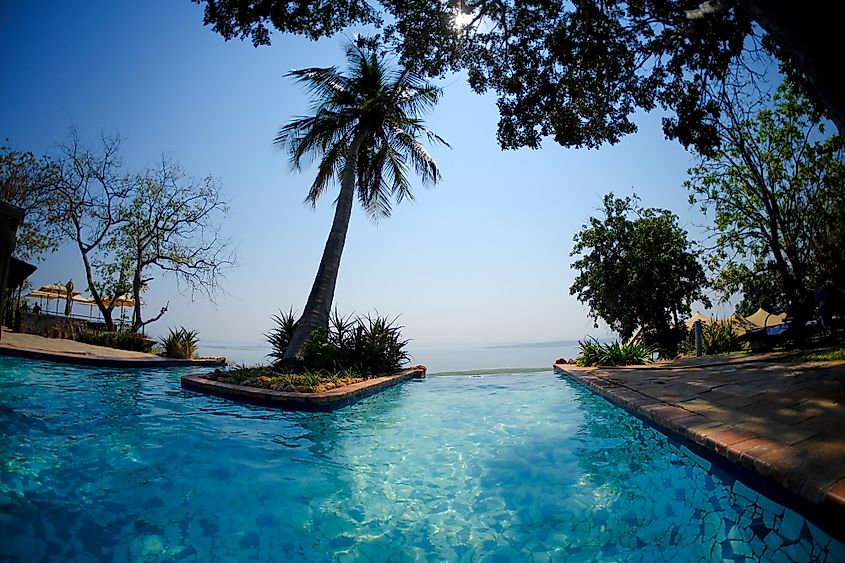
[283,128,366,364]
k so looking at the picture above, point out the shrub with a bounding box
[213,366,365,393]
[77,330,155,352]
[267,309,411,376]
[266,308,297,364]
[702,319,740,355]
[576,337,657,367]
[160,327,200,359]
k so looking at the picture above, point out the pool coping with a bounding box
[554,361,845,543]
[181,366,427,411]
[0,340,226,368]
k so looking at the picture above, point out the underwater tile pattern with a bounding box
[1,357,843,561]
[555,358,845,518]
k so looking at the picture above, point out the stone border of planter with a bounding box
[181,365,427,411]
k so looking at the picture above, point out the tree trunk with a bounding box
[79,242,116,331]
[744,0,845,137]
[282,129,366,364]
[131,264,143,333]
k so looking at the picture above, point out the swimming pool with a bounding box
[1,356,843,561]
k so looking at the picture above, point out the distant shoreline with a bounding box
[200,340,583,374]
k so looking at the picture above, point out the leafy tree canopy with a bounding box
[687,83,845,315]
[9,130,235,332]
[570,193,709,357]
[713,262,787,317]
[0,144,60,261]
[193,0,845,154]
[110,158,234,333]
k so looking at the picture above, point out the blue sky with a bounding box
[1,1,741,353]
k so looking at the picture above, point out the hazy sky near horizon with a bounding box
[1,1,746,348]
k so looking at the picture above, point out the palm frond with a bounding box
[286,66,351,109]
[278,40,448,218]
[390,126,443,187]
[306,139,348,205]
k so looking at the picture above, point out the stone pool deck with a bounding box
[554,354,845,539]
[181,366,427,411]
[0,329,226,368]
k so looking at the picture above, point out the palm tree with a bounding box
[275,42,448,364]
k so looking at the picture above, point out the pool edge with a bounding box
[0,343,226,368]
[554,362,845,544]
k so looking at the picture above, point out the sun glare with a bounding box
[455,11,474,28]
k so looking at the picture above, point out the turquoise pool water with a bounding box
[1,357,843,562]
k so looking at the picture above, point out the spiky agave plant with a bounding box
[161,327,200,359]
[266,308,298,364]
[351,313,411,375]
[576,337,657,367]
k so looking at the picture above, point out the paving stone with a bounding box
[822,478,845,511]
[667,413,711,434]
[702,428,760,455]
[642,404,693,422]
[560,356,845,535]
[779,456,828,496]
[724,437,771,464]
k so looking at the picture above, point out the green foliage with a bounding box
[213,366,367,394]
[160,327,200,359]
[0,144,60,261]
[193,0,792,155]
[789,346,845,363]
[701,319,740,355]
[275,41,448,220]
[715,263,788,318]
[274,41,446,362]
[687,83,845,314]
[77,330,154,353]
[266,308,297,364]
[570,193,710,358]
[267,310,410,376]
[109,160,233,332]
[576,337,657,367]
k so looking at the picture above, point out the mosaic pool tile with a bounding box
[1,357,843,561]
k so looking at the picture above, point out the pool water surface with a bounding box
[1,357,843,561]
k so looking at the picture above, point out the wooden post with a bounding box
[694,320,703,357]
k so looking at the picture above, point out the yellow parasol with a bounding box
[27,289,64,314]
[102,294,137,308]
[37,283,80,298]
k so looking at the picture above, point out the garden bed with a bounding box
[181,365,426,411]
